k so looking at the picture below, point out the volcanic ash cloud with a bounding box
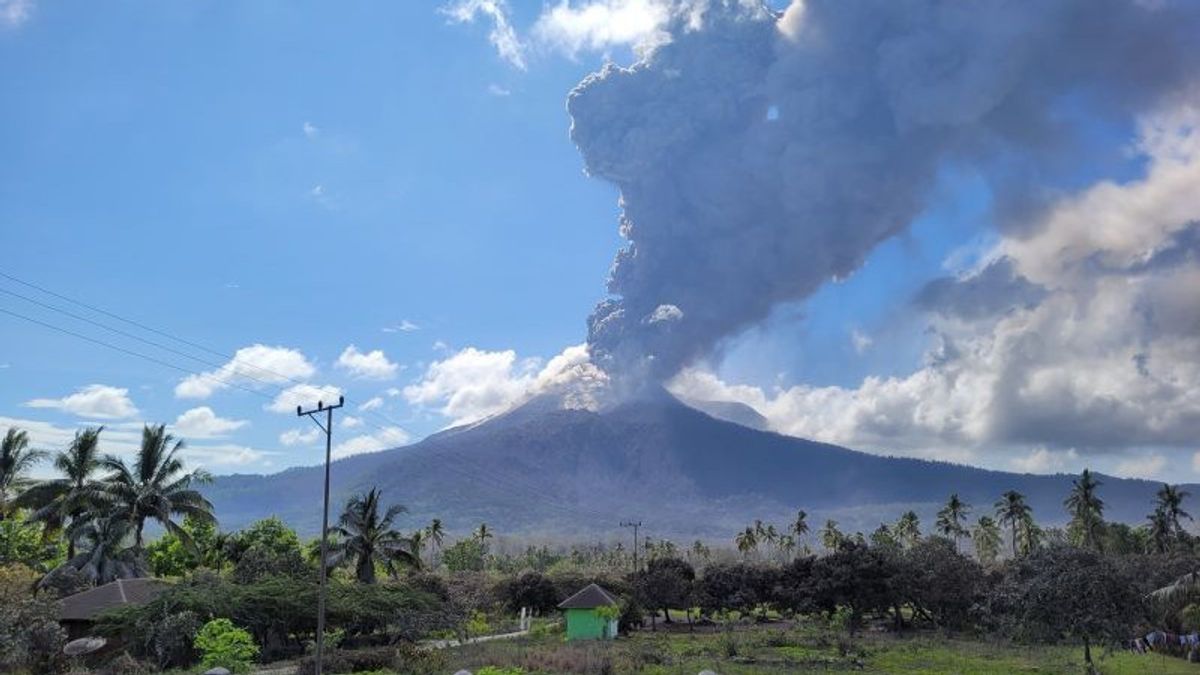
[567,0,1200,386]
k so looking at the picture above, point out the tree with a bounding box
[49,515,148,585]
[808,542,898,634]
[442,538,486,572]
[331,487,419,583]
[972,516,1002,566]
[869,523,899,551]
[996,490,1033,559]
[1156,484,1191,545]
[820,520,845,551]
[1065,469,1105,552]
[899,537,983,630]
[146,515,222,577]
[0,428,46,519]
[935,494,970,551]
[496,571,558,615]
[894,511,921,548]
[17,427,103,558]
[0,513,61,570]
[426,518,445,564]
[635,557,695,625]
[735,526,758,557]
[97,424,214,548]
[474,522,493,547]
[792,509,809,547]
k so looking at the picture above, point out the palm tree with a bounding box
[972,516,1002,565]
[936,494,971,551]
[735,527,757,557]
[48,515,149,586]
[690,539,710,562]
[97,424,215,548]
[331,487,419,583]
[427,518,445,560]
[996,490,1033,558]
[778,534,796,559]
[1,427,47,518]
[474,522,493,546]
[18,426,104,557]
[1065,469,1105,551]
[894,511,921,548]
[820,519,844,551]
[1156,484,1191,539]
[1148,507,1172,554]
[792,509,809,547]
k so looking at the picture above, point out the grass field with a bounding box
[436,621,1200,674]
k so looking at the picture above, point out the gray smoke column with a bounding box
[567,0,1200,385]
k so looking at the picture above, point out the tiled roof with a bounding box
[558,582,619,609]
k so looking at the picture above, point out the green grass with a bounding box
[437,621,1200,674]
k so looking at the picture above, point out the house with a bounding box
[58,578,168,639]
[558,583,619,641]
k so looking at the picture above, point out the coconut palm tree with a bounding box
[18,426,104,557]
[936,493,971,551]
[1065,469,1105,551]
[331,487,419,583]
[996,490,1033,559]
[48,515,149,586]
[1148,507,1172,554]
[96,424,214,548]
[427,517,445,560]
[971,516,1002,565]
[474,522,493,547]
[792,509,809,548]
[778,534,796,559]
[1,427,46,519]
[820,519,844,551]
[734,527,757,557]
[1156,484,1191,539]
[894,511,921,548]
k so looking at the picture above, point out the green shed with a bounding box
[558,583,619,641]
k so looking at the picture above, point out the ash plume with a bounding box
[568,0,1200,385]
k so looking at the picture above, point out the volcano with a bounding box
[203,391,1188,539]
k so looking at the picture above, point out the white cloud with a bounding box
[267,384,343,414]
[1114,454,1168,481]
[336,345,399,380]
[443,0,527,69]
[1011,447,1079,474]
[26,385,139,419]
[532,0,672,56]
[358,396,385,412]
[0,0,33,28]
[488,83,512,96]
[404,344,607,425]
[850,329,873,354]
[385,387,402,397]
[173,406,247,439]
[175,344,316,399]
[646,303,683,324]
[333,426,411,460]
[382,320,420,333]
[303,121,319,139]
[341,415,363,429]
[280,428,320,447]
[185,443,274,469]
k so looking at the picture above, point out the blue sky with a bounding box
[3,0,1194,482]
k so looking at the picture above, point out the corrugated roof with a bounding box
[557,582,619,609]
[59,578,168,622]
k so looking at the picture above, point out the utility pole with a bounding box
[620,520,642,573]
[297,395,345,675]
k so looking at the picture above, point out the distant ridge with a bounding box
[203,392,1190,539]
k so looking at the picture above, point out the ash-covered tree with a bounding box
[496,571,558,615]
[935,494,971,551]
[808,541,898,634]
[1000,545,1140,670]
[996,490,1034,558]
[894,511,921,549]
[899,536,983,630]
[634,556,695,625]
[1065,469,1106,552]
[971,516,1002,566]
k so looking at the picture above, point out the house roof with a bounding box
[558,583,619,609]
[59,578,168,622]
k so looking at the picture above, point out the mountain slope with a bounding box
[203,393,1187,539]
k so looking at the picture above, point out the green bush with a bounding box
[294,644,446,675]
[194,618,260,674]
[477,667,526,675]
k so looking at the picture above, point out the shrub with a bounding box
[294,644,445,675]
[0,594,67,674]
[496,571,559,615]
[194,618,260,674]
[477,667,526,675]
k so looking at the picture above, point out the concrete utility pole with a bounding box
[620,520,643,573]
[297,395,345,675]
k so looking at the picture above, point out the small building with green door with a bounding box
[558,583,619,641]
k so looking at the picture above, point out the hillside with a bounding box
[202,392,1188,539]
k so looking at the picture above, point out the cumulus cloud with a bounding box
[279,428,320,447]
[336,345,400,380]
[333,426,411,460]
[184,443,274,469]
[1011,447,1080,475]
[26,385,139,419]
[443,0,527,69]
[569,0,1200,384]
[175,344,316,399]
[173,406,247,438]
[341,415,363,429]
[358,397,384,412]
[533,0,673,56]
[267,384,343,414]
[404,344,607,425]
[0,0,32,28]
